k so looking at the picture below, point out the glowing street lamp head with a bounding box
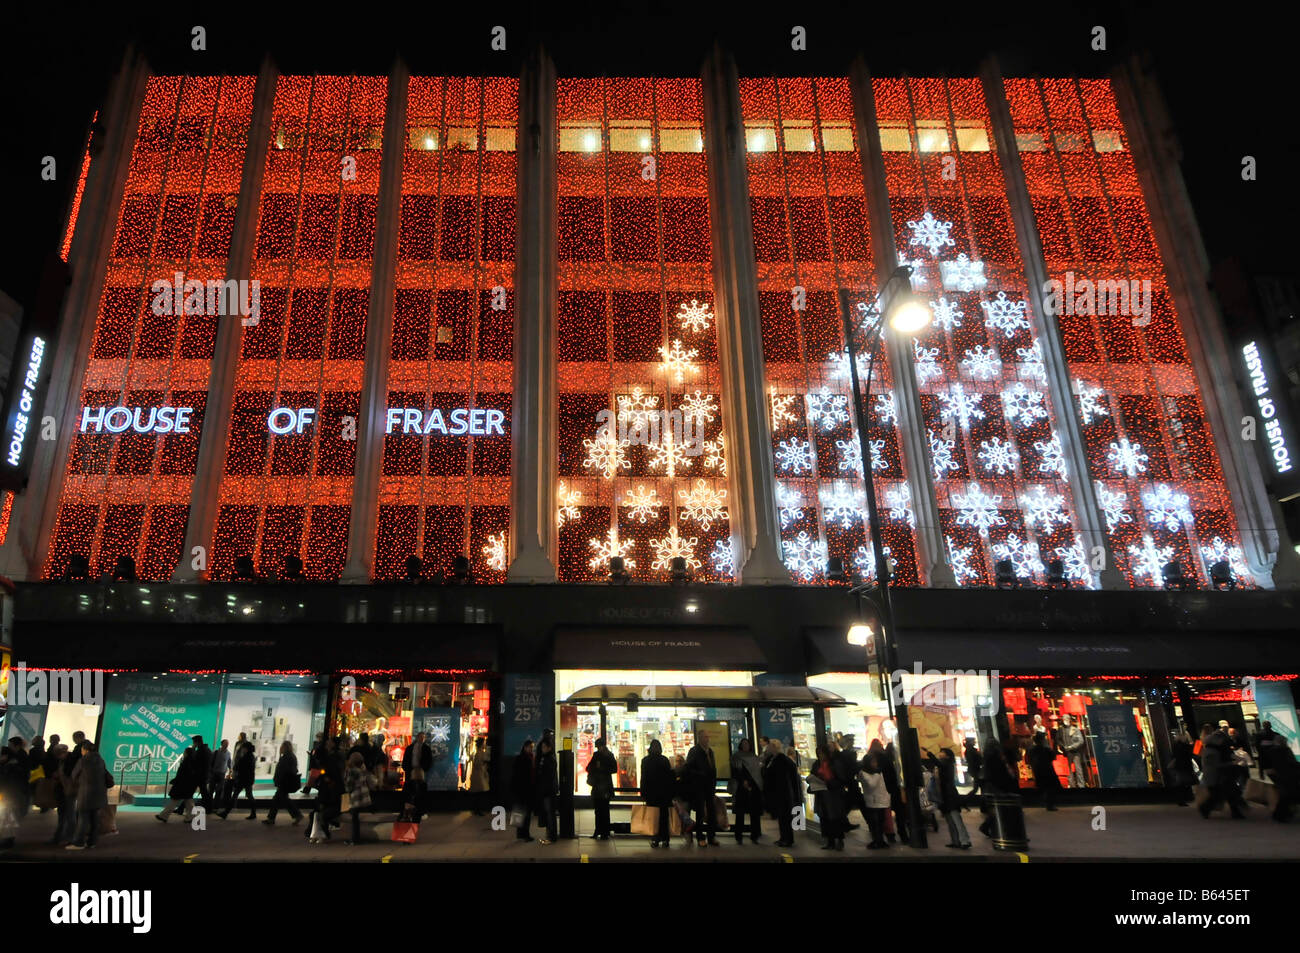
[887,291,932,335]
[846,623,874,647]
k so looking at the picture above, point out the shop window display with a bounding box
[331,678,490,793]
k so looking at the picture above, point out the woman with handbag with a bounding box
[534,734,560,845]
[263,741,304,826]
[640,739,674,848]
[509,740,536,841]
[731,737,764,844]
[810,744,847,851]
[344,751,373,845]
[859,751,891,849]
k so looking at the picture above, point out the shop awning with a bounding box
[562,684,848,707]
[805,626,876,674]
[553,626,768,669]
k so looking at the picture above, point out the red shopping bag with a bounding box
[392,821,420,844]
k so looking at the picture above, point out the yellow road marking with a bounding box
[183,853,198,864]
[1017,852,1029,863]
[381,854,392,863]
[580,853,589,863]
[781,853,794,863]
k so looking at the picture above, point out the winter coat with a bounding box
[731,751,765,800]
[168,748,200,800]
[1200,731,1231,788]
[233,743,256,785]
[1028,745,1060,789]
[685,744,718,797]
[982,747,1017,794]
[534,747,559,799]
[936,757,962,813]
[859,768,891,809]
[509,751,535,806]
[71,751,109,812]
[586,747,617,799]
[402,742,433,781]
[762,752,800,815]
[964,743,984,781]
[345,764,373,810]
[273,752,301,791]
[811,760,847,822]
[640,753,675,807]
[468,749,491,792]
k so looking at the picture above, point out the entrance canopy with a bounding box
[563,684,848,708]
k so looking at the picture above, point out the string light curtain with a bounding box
[374,77,516,581]
[1004,78,1248,589]
[211,76,386,580]
[45,76,255,580]
[874,77,1086,588]
[554,78,732,582]
[740,77,921,586]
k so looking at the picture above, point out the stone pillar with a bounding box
[17,50,150,581]
[980,58,1125,590]
[1112,58,1294,588]
[507,45,558,582]
[700,46,790,584]
[342,61,410,582]
[172,59,278,581]
[848,59,956,587]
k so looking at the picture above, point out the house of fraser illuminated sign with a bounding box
[79,404,508,436]
[1242,341,1293,478]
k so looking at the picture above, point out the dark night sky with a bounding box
[1,2,1293,313]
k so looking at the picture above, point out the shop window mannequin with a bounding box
[1058,714,1088,788]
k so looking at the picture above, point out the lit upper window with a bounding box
[955,125,990,152]
[1091,129,1125,152]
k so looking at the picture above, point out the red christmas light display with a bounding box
[373,77,517,582]
[211,76,387,581]
[554,78,732,582]
[873,77,1081,588]
[741,77,922,586]
[45,76,256,580]
[60,112,96,263]
[1004,78,1248,589]
[0,491,12,546]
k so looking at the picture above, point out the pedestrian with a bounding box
[1266,742,1297,823]
[931,748,971,849]
[219,733,257,819]
[59,731,85,838]
[309,737,344,842]
[65,742,109,850]
[859,751,890,849]
[875,739,909,845]
[155,737,203,823]
[210,739,232,806]
[810,743,847,850]
[467,736,491,815]
[510,739,536,842]
[343,751,373,845]
[762,739,800,847]
[348,732,372,769]
[5,738,30,820]
[977,741,1016,838]
[535,735,559,845]
[1028,734,1060,811]
[191,736,214,813]
[401,731,433,821]
[758,736,773,768]
[47,744,73,845]
[28,736,46,806]
[1167,730,1197,806]
[685,728,720,847]
[640,738,674,848]
[304,732,326,794]
[834,734,864,831]
[586,736,617,840]
[964,738,984,797]
[1198,723,1247,820]
[731,736,763,843]
[263,741,304,825]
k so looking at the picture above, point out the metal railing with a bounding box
[116,752,185,800]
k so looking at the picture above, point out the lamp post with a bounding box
[839,265,931,848]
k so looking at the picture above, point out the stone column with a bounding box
[848,59,956,587]
[342,61,409,582]
[980,58,1125,589]
[700,45,790,584]
[18,50,150,581]
[172,58,278,581]
[1112,58,1295,588]
[507,45,558,582]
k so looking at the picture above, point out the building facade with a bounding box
[2,49,1298,801]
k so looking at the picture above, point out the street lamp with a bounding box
[840,264,931,848]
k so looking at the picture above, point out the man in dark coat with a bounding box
[977,741,1017,837]
[534,735,560,844]
[219,733,258,819]
[879,741,910,844]
[834,735,864,830]
[640,739,674,847]
[192,736,214,813]
[401,732,434,821]
[1028,734,1061,810]
[685,728,719,846]
[762,739,800,847]
[66,742,109,850]
[586,737,618,840]
[1198,724,1247,819]
[509,740,536,841]
[155,740,202,822]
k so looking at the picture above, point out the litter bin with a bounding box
[984,793,1029,851]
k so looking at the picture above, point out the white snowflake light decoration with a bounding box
[782,531,828,582]
[913,339,943,386]
[945,535,978,583]
[977,437,1019,476]
[657,338,699,383]
[583,430,630,479]
[557,481,582,527]
[1054,536,1095,587]
[827,349,869,383]
[961,345,1002,380]
[1019,485,1069,532]
[930,296,964,332]
[483,531,508,571]
[1198,536,1250,583]
[678,479,728,530]
[648,428,694,477]
[819,481,867,529]
[710,538,735,576]
[676,299,713,333]
[853,543,894,582]
[898,255,928,288]
[981,292,1031,339]
[1106,438,1149,478]
[940,254,987,293]
[649,526,701,572]
[835,437,862,477]
[680,390,718,424]
[805,386,850,431]
[1074,380,1110,425]
[907,211,956,257]
[953,482,1007,537]
[875,391,898,426]
[703,434,727,475]
[1033,431,1068,480]
[1142,483,1193,532]
[1015,340,1047,384]
[929,429,959,480]
[776,483,805,529]
[855,298,883,336]
[588,528,635,572]
[884,482,915,527]
[991,534,1044,580]
[1001,382,1048,427]
[1128,534,1174,588]
[616,386,659,425]
[1095,483,1133,533]
[938,382,986,430]
[776,438,815,474]
[621,484,661,524]
[770,390,800,431]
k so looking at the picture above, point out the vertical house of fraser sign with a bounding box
[1241,339,1300,501]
